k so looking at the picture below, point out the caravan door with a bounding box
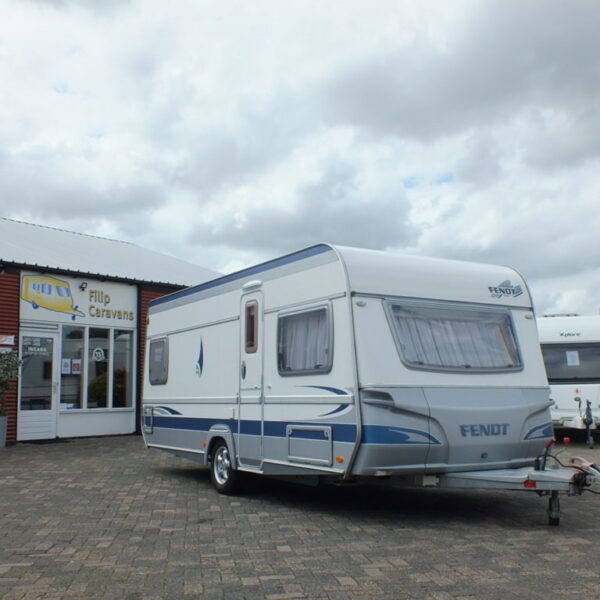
[238,290,264,468]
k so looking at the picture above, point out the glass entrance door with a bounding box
[18,333,59,440]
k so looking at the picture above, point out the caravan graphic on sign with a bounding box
[21,275,84,319]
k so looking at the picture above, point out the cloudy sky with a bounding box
[1,0,600,315]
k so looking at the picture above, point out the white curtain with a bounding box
[392,306,519,369]
[279,309,329,371]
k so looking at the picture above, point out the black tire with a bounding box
[210,440,240,494]
[547,492,560,527]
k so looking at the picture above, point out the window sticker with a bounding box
[566,350,580,367]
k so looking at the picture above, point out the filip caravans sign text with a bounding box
[20,272,137,327]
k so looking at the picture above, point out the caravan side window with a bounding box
[149,338,169,385]
[278,306,332,375]
[385,301,522,373]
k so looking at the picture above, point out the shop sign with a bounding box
[20,272,137,327]
[91,347,106,362]
[23,338,51,356]
[0,335,15,346]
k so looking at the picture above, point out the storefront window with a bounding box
[113,330,133,408]
[88,328,109,408]
[59,325,135,410]
[61,326,84,409]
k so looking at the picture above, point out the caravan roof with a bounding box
[151,243,532,310]
[336,245,531,307]
[538,315,600,343]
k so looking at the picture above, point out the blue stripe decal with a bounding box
[524,422,553,441]
[151,416,441,446]
[151,244,333,308]
[264,421,355,442]
[320,404,349,417]
[239,420,261,436]
[154,406,182,415]
[151,416,356,441]
[363,425,441,445]
[302,386,348,396]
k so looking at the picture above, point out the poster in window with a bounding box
[72,359,82,375]
[566,350,580,366]
[61,358,72,375]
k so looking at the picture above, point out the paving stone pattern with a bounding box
[1,435,600,599]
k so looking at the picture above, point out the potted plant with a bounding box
[0,350,21,448]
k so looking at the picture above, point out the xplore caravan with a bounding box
[537,314,600,446]
[142,244,600,525]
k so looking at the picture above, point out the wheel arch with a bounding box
[205,426,238,470]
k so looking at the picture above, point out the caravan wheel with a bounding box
[210,441,240,494]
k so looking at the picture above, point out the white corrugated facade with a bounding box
[0,218,218,443]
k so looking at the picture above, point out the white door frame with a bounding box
[18,331,59,441]
[238,290,264,468]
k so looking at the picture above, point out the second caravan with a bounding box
[142,244,600,524]
[537,314,600,445]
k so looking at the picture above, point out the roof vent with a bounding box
[242,280,262,291]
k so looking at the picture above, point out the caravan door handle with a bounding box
[240,361,246,379]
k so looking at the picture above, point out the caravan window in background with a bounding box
[541,343,600,383]
[149,338,169,385]
[278,306,332,375]
[386,301,522,373]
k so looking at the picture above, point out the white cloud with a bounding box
[1,0,600,316]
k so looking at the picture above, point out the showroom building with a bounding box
[0,218,217,444]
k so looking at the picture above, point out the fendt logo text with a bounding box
[460,424,510,437]
[488,280,523,299]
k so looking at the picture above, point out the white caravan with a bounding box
[142,245,600,525]
[537,315,600,444]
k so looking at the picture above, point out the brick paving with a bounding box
[1,435,600,599]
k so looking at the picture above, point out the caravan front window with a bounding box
[278,306,332,375]
[386,301,522,372]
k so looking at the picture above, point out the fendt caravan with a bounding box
[142,245,600,525]
[537,314,600,447]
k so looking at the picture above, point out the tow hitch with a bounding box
[535,438,600,525]
[436,438,600,526]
